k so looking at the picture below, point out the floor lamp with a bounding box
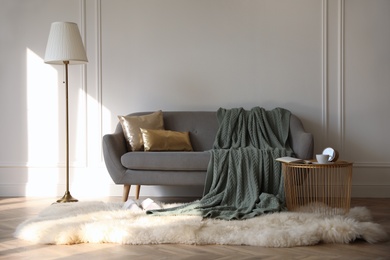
[44,22,88,203]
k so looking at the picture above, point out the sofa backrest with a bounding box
[116,111,219,151]
[115,111,313,159]
[163,112,219,151]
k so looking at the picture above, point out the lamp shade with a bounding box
[44,22,88,65]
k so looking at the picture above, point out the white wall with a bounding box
[0,0,389,198]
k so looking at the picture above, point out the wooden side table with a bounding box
[282,161,353,215]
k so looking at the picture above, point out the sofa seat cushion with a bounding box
[121,151,211,171]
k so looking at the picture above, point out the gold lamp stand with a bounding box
[57,61,78,203]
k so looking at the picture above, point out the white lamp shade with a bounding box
[44,22,88,65]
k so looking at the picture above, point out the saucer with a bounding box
[313,162,334,165]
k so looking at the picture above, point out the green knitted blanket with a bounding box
[147,107,294,220]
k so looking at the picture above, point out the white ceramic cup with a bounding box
[316,154,330,164]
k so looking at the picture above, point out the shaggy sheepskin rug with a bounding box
[14,201,388,247]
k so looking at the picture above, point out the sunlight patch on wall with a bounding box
[72,86,87,167]
[26,48,59,196]
[25,48,113,197]
[26,48,60,165]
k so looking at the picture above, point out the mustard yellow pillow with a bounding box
[118,111,164,151]
[140,128,193,151]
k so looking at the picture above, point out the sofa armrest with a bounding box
[289,114,314,160]
[102,131,128,184]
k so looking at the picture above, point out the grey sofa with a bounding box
[102,111,314,201]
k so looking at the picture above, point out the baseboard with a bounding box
[351,185,390,198]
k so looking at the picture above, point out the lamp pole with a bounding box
[57,61,77,203]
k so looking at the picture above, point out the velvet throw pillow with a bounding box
[140,128,193,151]
[118,111,164,151]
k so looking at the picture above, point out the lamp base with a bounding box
[56,191,78,203]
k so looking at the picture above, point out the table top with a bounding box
[282,160,353,168]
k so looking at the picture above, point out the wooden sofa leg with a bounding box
[123,184,141,201]
[123,184,130,202]
[135,185,141,200]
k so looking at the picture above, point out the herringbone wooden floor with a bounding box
[0,197,389,259]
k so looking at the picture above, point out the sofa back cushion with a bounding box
[117,111,219,151]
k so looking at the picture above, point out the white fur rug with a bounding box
[14,201,388,247]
